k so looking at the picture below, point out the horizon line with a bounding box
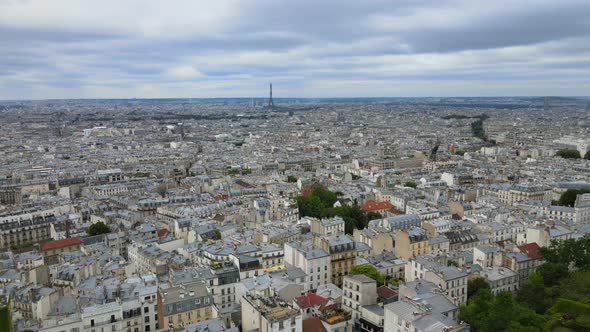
[2,95,590,102]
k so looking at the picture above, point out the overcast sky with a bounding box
[1,0,589,99]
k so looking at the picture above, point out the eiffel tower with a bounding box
[268,83,274,109]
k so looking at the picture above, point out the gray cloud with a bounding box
[0,0,589,98]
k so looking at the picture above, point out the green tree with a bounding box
[447,260,459,267]
[312,186,338,207]
[296,186,373,234]
[539,237,590,271]
[556,270,590,304]
[366,211,382,221]
[0,300,12,332]
[404,181,417,188]
[516,273,553,314]
[286,175,298,183]
[585,151,590,160]
[296,195,324,218]
[556,188,590,207]
[555,149,581,159]
[460,290,546,332]
[351,264,386,285]
[545,298,590,331]
[536,262,569,287]
[467,277,490,299]
[212,229,222,240]
[88,221,110,236]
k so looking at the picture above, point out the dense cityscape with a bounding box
[3,0,590,331]
[0,95,589,332]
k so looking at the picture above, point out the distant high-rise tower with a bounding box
[268,83,274,109]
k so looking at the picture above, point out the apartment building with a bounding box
[395,228,429,260]
[284,242,331,290]
[342,274,377,321]
[157,282,214,329]
[317,234,357,288]
[241,293,302,332]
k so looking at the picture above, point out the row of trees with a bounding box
[459,236,590,331]
[470,114,490,141]
[296,185,381,234]
[555,148,590,160]
[556,148,582,159]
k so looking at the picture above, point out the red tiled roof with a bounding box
[40,237,82,251]
[214,194,228,201]
[377,285,398,299]
[517,242,543,260]
[361,200,394,212]
[295,292,329,309]
[303,317,327,332]
[157,229,169,238]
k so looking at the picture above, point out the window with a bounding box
[144,307,149,313]
[145,316,150,323]
[91,319,95,327]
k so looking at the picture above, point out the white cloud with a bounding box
[166,65,203,79]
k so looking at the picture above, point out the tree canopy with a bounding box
[538,237,590,270]
[404,181,417,188]
[467,277,490,299]
[460,290,546,332]
[461,236,590,331]
[350,264,387,286]
[555,149,581,159]
[296,185,378,234]
[555,188,590,207]
[88,221,110,236]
